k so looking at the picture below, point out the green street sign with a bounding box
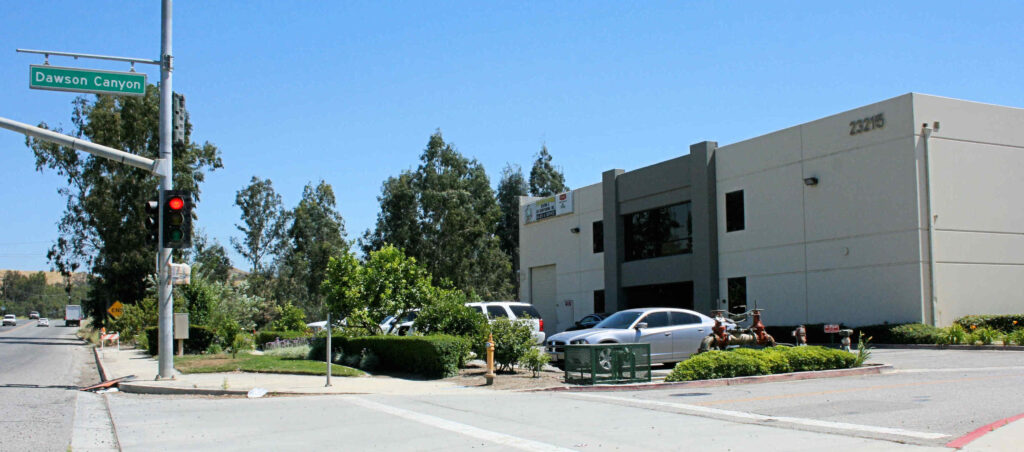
[30,65,146,96]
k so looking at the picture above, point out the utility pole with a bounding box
[157,0,175,379]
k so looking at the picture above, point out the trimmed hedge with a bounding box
[955,315,1024,333]
[145,325,216,355]
[310,334,470,379]
[256,330,312,349]
[885,323,944,344]
[666,346,856,382]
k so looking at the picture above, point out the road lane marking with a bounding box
[568,393,949,441]
[344,396,575,452]
[894,366,1024,373]
[689,373,1021,407]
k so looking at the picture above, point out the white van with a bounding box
[466,302,545,345]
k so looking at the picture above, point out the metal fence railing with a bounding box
[564,343,651,385]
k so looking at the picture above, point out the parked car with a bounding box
[29,311,40,320]
[545,307,727,367]
[37,318,49,327]
[2,314,16,326]
[564,312,612,332]
[385,310,420,336]
[466,301,545,345]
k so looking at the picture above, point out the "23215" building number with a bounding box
[849,113,885,135]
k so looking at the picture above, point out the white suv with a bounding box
[2,315,16,326]
[466,302,545,345]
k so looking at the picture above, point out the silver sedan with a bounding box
[545,307,724,366]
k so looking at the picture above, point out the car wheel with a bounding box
[596,347,614,372]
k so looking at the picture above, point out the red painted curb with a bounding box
[525,364,891,393]
[946,413,1024,449]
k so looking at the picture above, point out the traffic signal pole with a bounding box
[157,0,175,379]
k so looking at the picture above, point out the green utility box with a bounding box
[563,343,651,385]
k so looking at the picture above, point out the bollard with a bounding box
[484,333,496,385]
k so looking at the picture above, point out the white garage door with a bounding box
[530,265,557,335]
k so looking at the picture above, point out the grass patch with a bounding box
[174,352,364,377]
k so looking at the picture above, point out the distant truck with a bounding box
[65,305,83,327]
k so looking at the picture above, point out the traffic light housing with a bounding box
[144,196,160,246]
[162,190,192,249]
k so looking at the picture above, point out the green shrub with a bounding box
[107,297,157,344]
[854,332,872,367]
[490,317,535,372]
[1006,329,1024,345]
[414,294,488,340]
[263,344,310,359]
[888,323,944,344]
[969,327,1002,345]
[955,314,1024,333]
[270,302,308,332]
[666,346,856,382]
[941,324,969,345]
[309,334,469,378]
[256,330,312,349]
[522,347,550,377]
[145,325,216,355]
[358,348,380,371]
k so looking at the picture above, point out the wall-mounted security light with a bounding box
[570,227,581,234]
[803,177,819,186]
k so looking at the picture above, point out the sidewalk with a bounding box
[93,346,476,396]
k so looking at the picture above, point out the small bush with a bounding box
[970,327,1002,345]
[941,324,969,345]
[888,323,944,344]
[309,334,470,378]
[145,325,216,355]
[264,344,310,360]
[955,314,1024,333]
[666,346,856,382]
[1005,329,1024,345]
[490,317,535,372]
[521,348,550,377]
[256,330,312,349]
[359,349,380,371]
[854,332,873,367]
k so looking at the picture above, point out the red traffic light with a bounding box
[167,197,185,210]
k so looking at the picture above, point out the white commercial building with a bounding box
[520,93,1024,336]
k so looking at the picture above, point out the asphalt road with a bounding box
[100,348,1024,451]
[0,319,96,451]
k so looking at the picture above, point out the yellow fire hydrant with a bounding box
[484,333,496,385]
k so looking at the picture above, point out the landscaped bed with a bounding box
[174,352,364,377]
[665,345,864,382]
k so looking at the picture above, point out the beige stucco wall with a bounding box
[519,183,604,335]
[716,94,927,326]
[913,94,1024,325]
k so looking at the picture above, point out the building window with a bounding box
[592,221,604,253]
[727,277,746,314]
[593,290,605,313]
[623,202,692,261]
[726,190,744,232]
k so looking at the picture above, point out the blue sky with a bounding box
[2,1,1022,272]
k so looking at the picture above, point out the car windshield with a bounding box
[595,311,642,329]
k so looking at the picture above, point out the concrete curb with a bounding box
[92,346,110,382]
[116,382,370,397]
[873,344,1024,351]
[525,364,893,393]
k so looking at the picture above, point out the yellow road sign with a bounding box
[108,301,124,319]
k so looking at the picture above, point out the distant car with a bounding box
[564,312,612,332]
[2,314,16,326]
[545,307,727,367]
[29,311,40,320]
[37,318,49,327]
[385,310,420,336]
[466,301,546,345]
